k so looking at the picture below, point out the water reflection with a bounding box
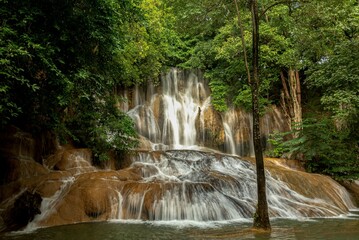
[2,218,359,240]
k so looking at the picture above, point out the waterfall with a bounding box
[108,68,354,221]
[126,69,208,150]
[122,68,287,156]
[20,149,356,228]
[14,68,356,230]
[108,150,355,221]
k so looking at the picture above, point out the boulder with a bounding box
[1,190,42,232]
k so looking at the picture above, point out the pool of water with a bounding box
[2,218,359,240]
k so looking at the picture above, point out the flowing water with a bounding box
[120,68,288,156]
[117,150,353,221]
[109,68,355,220]
[2,68,358,239]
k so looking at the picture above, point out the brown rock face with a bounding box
[198,106,225,150]
[0,137,356,232]
[0,126,38,185]
[32,170,145,227]
[0,127,49,205]
[0,126,36,162]
[40,174,115,226]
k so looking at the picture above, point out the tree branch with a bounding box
[260,0,293,18]
[233,0,251,84]
[260,0,310,18]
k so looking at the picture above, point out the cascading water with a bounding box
[222,108,254,156]
[122,68,288,156]
[105,68,356,222]
[14,68,357,231]
[108,150,354,221]
[126,69,210,150]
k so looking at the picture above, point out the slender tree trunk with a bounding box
[280,68,302,133]
[234,0,270,230]
[251,0,271,230]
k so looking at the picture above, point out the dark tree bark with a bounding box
[250,0,271,230]
[234,0,271,230]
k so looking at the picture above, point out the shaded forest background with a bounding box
[1,0,358,179]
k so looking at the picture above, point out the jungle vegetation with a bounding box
[1,0,358,178]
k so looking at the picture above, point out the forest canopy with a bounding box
[0,0,178,160]
[1,0,358,177]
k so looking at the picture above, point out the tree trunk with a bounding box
[280,68,302,132]
[251,0,271,230]
[234,0,271,230]
[291,69,302,125]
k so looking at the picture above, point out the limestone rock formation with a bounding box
[198,105,225,150]
[0,127,356,232]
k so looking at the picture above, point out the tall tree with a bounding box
[234,0,271,230]
[250,0,271,230]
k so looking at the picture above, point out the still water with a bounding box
[2,218,359,240]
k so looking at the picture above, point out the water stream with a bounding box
[2,68,358,239]
[110,150,354,221]
[121,68,287,155]
[110,68,355,222]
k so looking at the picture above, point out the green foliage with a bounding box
[0,0,164,158]
[208,79,230,112]
[233,85,272,114]
[306,40,359,129]
[292,0,356,63]
[116,0,182,85]
[0,0,71,129]
[180,40,216,69]
[266,115,358,179]
[280,119,359,180]
[265,130,289,158]
[169,2,292,113]
[67,96,138,162]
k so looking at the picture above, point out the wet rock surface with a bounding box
[1,191,42,232]
[0,143,356,232]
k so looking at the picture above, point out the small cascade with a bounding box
[24,177,75,230]
[6,68,357,231]
[223,122,236,155]
[16,150,356,229]
[348,209,359,219]
[121,68,288,156]
[105,150,354,221]
[44,148,96,175]
[222,108,254,156]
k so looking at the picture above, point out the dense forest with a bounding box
[1,0,358,179]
